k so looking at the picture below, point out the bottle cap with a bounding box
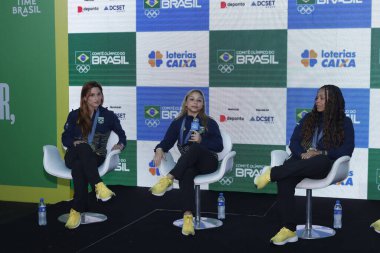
[336,200,340,204]
[219,192,223,196]
[40,198,44,202]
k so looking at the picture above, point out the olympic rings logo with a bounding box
[297,5,315,15]
[219,177,233,186]
[218,64,234,74]
[76,65,90,74]
[145,119,160,127]
[144,9,160,18]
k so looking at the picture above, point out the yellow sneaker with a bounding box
[95,182,115,202]
[370,219,380,233]
[65,208,81,229]
[182,214,195,236]
[254,166,271,190]
[150,176,173,196]
[270,227,298,246]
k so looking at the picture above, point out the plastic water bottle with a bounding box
[38,198,47,226]
[217,193,225,220]
[333,200,342,229]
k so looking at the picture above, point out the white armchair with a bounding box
[42,131,121,224]
[271,149,350,239]
[160,129,236,230]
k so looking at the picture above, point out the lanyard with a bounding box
[179,117,193,145]
[311,126,323,149]
[88,109,99,144]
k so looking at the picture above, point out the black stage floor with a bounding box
[2,186,380,253]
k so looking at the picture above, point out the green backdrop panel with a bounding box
[210,30,287,87]
[210,144,285,194]
[103,140,137,186]
[69,33,136,86]
[0,0,56,187]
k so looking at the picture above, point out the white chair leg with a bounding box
[58,212,107,224]
[296,189,336,239]
[173,185,223,230]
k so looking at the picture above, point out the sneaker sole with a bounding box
[96,193,115,202]
[182,230,195,236]
[65,218,81,229]
[271,236,298,246]
[151,185,173,197]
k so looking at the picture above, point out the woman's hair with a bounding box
[176,89,209,128]
[301,84,346,149]
[77,81,104,138]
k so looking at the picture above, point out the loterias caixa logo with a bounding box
[0,83,16,125]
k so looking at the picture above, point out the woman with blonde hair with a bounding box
[150,89,223,236]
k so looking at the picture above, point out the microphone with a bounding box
[190,117,200,133]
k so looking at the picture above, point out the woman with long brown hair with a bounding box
[150,89,223,236]
[254,85,354,245]
[62,81,126,229]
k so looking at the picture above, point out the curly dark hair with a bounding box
[301,85,346,149]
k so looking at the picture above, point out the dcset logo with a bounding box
[217,49,279,73]
[144,0,202,18]
[251,0,276,8]
[75,51,129,74]
[296,0,363,15]
[148,50,197,68]
[109,105,126,121]
[250,108,275,124]
[104,5,125,12]
[300,49,356,68]
[0,83,16,125]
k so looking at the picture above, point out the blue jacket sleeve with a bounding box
[289,116,307,159]
[111,111,127,148]
[200,118,224,153]
[155,119,180,152]
[326,117,355,160]
[61,110,78,148]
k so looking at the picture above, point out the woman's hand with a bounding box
[112,143,124,151]
[189,130,202,143]
[73,140,86,146]
[301,149,321,159]
[153,148,165,167]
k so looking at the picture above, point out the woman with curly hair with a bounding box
[254,85,354,245]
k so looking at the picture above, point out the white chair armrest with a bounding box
[296,155,351,190]
[98,149,121,177]
[271,150,289,167]
[43,145,72,179]
[194,151,236,185]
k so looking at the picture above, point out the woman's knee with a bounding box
[76,143,93,156]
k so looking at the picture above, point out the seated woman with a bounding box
[150,89,223,236]
[254,84,354,245]
[62,81,126,229]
